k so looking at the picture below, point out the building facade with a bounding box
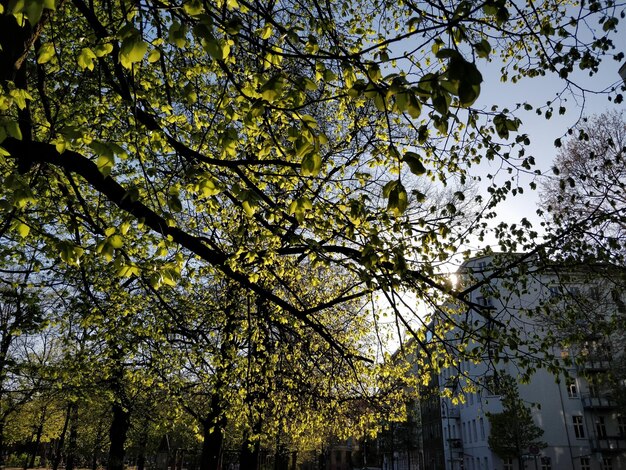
[434,255,626,470]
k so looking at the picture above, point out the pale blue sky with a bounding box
[467,36,626,252]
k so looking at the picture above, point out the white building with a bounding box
[435,255,626,470]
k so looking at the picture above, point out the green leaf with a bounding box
[168,22,188,48]
[23,0,44,25]
[259,24,273,39]
[406,92,421,118]
[183,0,203,15]
[94,43,114,58]
[301,153,322,176]
[168,194,183,212]
[148,48,161,63]
[493,114,519,139]
[17,223,30,237]
[458,82,480,107]
[120,36,148,69]
[9,89,33,110]
[403,152,427,175]
[474,39,491,58]
[432,92,450,115]
[436,48,462,61]
[386,181,408,216]
[37,42,56,64]
[242,200,256,217]
[96,153,115,177]
[78,48,97,71]
[367,63,382,82]
[108,234,124,249]
[4,120,22,140]
[261,75,285,102]
[117,264,140,277]
[203,35,229,60]
[96,240,115,262]
[197,175,221,197]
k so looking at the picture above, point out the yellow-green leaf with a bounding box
[97,153,115,176]
[78,48,97,71]
[37,43,56,64]
[148,48,161,63]
[17,223,30,237]
[120,37,148,69]
[94,43,114,58]
[108,234,124,249]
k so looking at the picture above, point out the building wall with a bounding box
[435,255,626,470]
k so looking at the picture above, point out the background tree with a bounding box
[487,374,546,470]
[541,111,626,266]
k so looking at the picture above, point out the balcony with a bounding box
[580,359,611,371]
[443,407,460,419]
[582,395,618,409]
[591,437,626,453]
[447,438,463,454]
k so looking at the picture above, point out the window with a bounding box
[480,417,485,440]
[619,416,626,437]
[484,457,489,470]
[602,457,612,470]
[541,457,552,470]
[503,457,514,470]
[335,450,342,463]
[573,416,585,438]
[580,457,590,470]
[463,422,468,442]
[567,378,578,398]
[469,392,474,405]
[472,420,478,442]
[596,416,607,438]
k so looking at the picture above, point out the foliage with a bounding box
[487,374,546,468]
[0,0,622,360]
[541,111,626,266]
[0,0,624,467]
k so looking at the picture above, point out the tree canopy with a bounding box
[0,0,625,467]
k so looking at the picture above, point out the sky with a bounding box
[467,33,626,252]
[377,17,626,343]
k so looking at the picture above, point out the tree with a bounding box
[0,0,622,360]
[487,374,546,470]
[539,112,626,409]
[0,0,624,463]
[541,111,626,266]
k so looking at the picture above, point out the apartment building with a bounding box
[434,255,626,470]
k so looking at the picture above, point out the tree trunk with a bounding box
[199,408,225,470]
[137,429,148,470]
[107,403,131,470]
[52,404,72,470]
[66,403,79,470]
[28,410,46,468]
[239,434,260,470]
[0,418,6,467]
